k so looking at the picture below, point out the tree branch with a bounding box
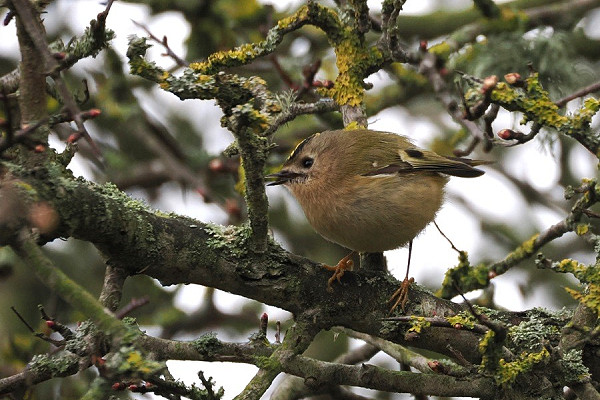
[280,354,496,398]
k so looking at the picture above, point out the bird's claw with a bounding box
[324,254,354,291]
[389,277,415,314]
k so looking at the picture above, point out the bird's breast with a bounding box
[293,173,447,252]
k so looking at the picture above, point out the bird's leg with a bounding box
[323,251,355,291]
[389,240,414,313]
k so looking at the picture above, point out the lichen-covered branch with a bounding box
[4,0,600,398]
[8,0,105,157]
[280,353,496,398]
[489,73,600,156]
[439,179,600,298]
[340,327,469,376]
[234,322,316,400]
[3,158,593,397]
[0,352,81,396]
[0,161,477,361]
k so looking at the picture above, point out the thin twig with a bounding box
[555,81,600,108]
[11,306,36,333]
[10,306,65,347]
[9,0,105,160]
[132,20,189,67]
[115,296,150,319]
[433,221,460,253]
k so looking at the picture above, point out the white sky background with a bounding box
[1,0,599,399]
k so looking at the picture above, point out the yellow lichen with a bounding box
[496,348,550,386]
[521,233,539,254]
[407,316,431,333]
[575,223,589,236]
[277,5,308,29]
[446,313,477,329]
[344,121,362,130]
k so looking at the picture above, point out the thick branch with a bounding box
[280,354,496,398]
[0,162,481,363]
[0,353,81,396]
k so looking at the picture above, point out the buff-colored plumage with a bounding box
[268,129,485,253]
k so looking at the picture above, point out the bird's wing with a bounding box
[362,147,487,178]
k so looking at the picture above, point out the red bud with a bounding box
[208,158,225,173]
[428,360,441,372]
[225,198,241,217]
[504,72,522,85]
[497,129,517,140]
[481,75,498,93]
[67,134,79,144]
[52,52,66,60]
[85,109,102,118]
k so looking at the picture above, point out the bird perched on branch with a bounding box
[267,129,487,312]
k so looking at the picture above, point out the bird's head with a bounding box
[267,132,341,190]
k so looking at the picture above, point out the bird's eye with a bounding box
[301,157,314,169]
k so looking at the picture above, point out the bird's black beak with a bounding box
[266,170,303,186]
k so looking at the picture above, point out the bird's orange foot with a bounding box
[389,277,415,314]
[323,252,354,292]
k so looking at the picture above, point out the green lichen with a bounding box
[62,24,115,64]
[520,233,539,254]
[29,353,79,376]
[407,316,431,333]
[318,37,384,106]
[121,317,143,344]
[64,320,99,355]
[253,355,282,371]
[292,3,384,107]
[192,332,223,358]
[204,223,253,258]
[559,349,590,383]
[277,4,309,29]
[508,317,559,352]
[565,285,600,315]
[429,41,453,59]
[479,324,551,387]
[492,232,539,275]
[12,180,40,202]
[344,121,362,130]
[225,102,270,134]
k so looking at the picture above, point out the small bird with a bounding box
[267,129,486,312]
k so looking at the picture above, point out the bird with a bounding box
[267,129,487,312]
